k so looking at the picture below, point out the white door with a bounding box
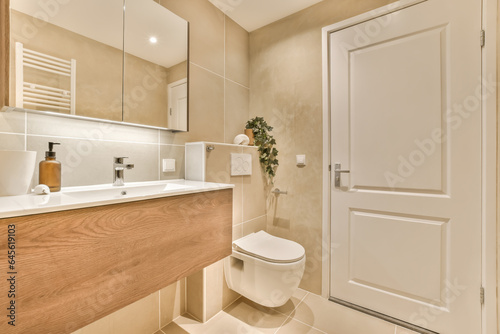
[168,79,188,131]
[328,1,482,333]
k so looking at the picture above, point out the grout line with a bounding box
[158,289,162,330]
[223,14,227,143]
[0,130,25,136]
[24,113,28,150]
[158,130,161,181]
[189,62,224,80]
[222,295,242,311]
[226,77,250,90]
[188,61,250,90]
[241,213,267,225]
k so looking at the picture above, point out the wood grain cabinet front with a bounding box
[0,189,233,334]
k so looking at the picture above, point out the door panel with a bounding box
[329,1,481,333]
[350,27,446,192]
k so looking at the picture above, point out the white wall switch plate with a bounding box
[296,155,306,166]
[231,153,252,176]
[163,159,176,172]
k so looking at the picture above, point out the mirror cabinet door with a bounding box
[9,0,124,121]
[8,0,189,131]
[123,0,188,130]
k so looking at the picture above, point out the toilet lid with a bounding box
[232,231,305,263]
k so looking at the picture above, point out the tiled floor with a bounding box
[155,289,418,334]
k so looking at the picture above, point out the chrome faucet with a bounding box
[113,157,134,186]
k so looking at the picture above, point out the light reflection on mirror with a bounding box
[8,0,188,131]
[123,0,188,130]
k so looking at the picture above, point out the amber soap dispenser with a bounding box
[39,142,61,192]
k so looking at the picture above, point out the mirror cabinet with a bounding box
[2,0,188,131]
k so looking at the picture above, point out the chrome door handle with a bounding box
[334,163,350,187]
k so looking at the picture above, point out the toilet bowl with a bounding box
[224,230,306,307]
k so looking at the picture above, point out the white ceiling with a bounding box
[208,0,324,32]
[11,0,187,68]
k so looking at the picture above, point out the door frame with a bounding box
[167,77,188,130]
[320,0,498,333]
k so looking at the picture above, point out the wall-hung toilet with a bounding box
[224,230,306,307]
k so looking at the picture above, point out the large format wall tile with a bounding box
[160,144,185,180]
[160,0,225,76]
[187,65,225,143]
[225,17,249,87]
[0,133,24,150]
[225,80,249,144]
[26,113,159,144]
[27,136,158,187]
[160,279,186,327]
[0,110,25,133]
[250,0,395,295]
[111,292,160,334]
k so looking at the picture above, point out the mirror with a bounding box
[8,0,188,131]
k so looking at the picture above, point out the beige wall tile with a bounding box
[0,109,25,133]
[160,144,185,180]
[159,0,225,76]
[225,17,249,87]
[205,144,244,224]
[242,148,267,222]
[205,260,225,320]
[0,133,24,150]
[225,80,249,144]
[242,215,267,236]
[74,313,113,334]
[27,113,159,144]
[160,129,190,147]
[222,270,240,310]
[186,269,204,322]
[160,279,186,327]
[27,136,158,187]
[111,292,160,334]
[186,65,225,143]
[233,224,243,241]
[250,0,396,295]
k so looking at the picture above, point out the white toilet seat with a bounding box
[232,230,305,263]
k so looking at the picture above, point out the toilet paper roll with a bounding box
[34,184,51,195]
[233,134,250,145]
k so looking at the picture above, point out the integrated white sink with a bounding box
[0,179,234,218]
[63,181,194,201]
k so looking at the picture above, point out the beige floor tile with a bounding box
[224,297,290,333]
[174,313,265,334]
[276,318,326,334]
[160,321,190,334]
[273,288,308,317]
[293,294,395,334]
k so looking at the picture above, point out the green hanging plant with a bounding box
[245,117,279,182]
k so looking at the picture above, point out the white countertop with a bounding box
[0,179,234,219]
